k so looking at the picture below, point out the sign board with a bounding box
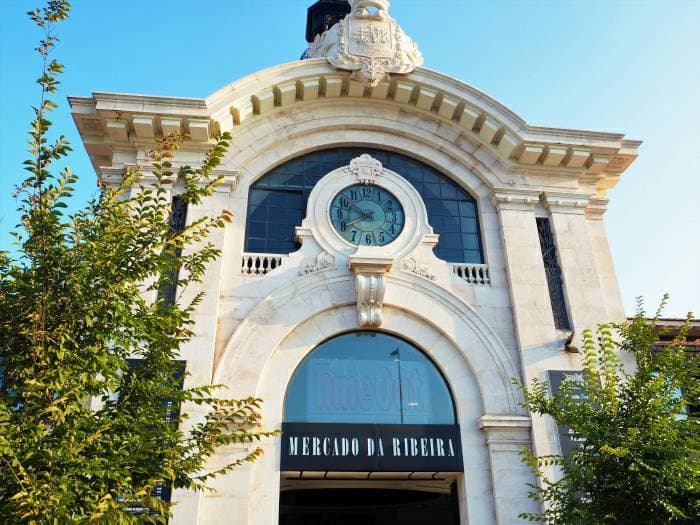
[281,422,463,473]
[547,370,588,456]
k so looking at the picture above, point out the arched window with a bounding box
[284,332,456,425]
[245,148,484,263]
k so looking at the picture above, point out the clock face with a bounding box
[330,184,405,246]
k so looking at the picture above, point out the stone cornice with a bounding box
[71,61,640,194]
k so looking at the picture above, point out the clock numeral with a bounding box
[350,230,357,242]
[390,211,397,223]
[350,190,359,201]
[362,187,372,199]
[336,208,343,220]
[340,197,349,208]
[340,222,346,232]
[389,224,396,235]
[365,233,373,245]
[378,231,386,244]
[386,200,394,211]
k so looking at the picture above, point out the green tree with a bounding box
[0,2,274,522]
[517,298,699,524]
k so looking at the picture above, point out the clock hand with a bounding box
[346,200,368,215]
[346,211,374,227]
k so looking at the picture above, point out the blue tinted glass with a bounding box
[245,148,484,262]
[284,332,456,425]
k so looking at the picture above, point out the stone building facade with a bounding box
[70,2,640,523]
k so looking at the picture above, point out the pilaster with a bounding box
[491,188,557,350]
[171,170,238,524]
[585,198,626,321]
[479,415,540,523]
[542,192,610,343]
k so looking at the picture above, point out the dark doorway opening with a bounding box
[279,487,460,525]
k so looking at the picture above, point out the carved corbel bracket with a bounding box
[348,254,393,327]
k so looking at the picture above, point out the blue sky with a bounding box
[1,0,698,316]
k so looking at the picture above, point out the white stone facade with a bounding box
[71,53,639,524]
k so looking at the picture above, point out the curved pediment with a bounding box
[69,59,639,195]
[205,60,639,178]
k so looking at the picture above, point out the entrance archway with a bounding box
[279,331,462,522]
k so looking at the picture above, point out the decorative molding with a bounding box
[307,0,423,87]
[211,169,240,194]
[478,415,532,431]
[585,197,610,220]
[344,154,384,184]
[490,188,541,210]
[478,415,533,447]
[349,254,393,327]
[541,191,589,215]
[300,251,336,275]
[401,256,435,281]
[97,167,127,189]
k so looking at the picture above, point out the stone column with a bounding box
[171,171,238,525]
[479,415,540,523]
[542,192,609,344]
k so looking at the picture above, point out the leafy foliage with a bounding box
[516,297,699,524]
[0,2,274,522]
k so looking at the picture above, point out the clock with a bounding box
[329,183,405,246]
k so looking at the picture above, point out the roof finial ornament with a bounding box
[305,0,423,87]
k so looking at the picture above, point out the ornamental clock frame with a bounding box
[296,154,436,262]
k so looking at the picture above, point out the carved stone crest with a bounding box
[306,0,423,87]
[344,154,383,185]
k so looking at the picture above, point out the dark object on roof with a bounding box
[306,0,351,43]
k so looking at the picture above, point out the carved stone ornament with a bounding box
[344,154,384,185]
[306,0,423,87]
[401,256,435,281]
[356,274,385,326]
[300,251,336,275]
[349,254,393,327]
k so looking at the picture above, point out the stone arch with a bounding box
[215,270,522,416]
[212,270,521,525]
[225,103,504,196]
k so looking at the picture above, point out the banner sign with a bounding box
[548,370,588,456]
[281,422,463,472]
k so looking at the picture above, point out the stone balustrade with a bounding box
[241,253,288,276]
[449,263,491,286]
